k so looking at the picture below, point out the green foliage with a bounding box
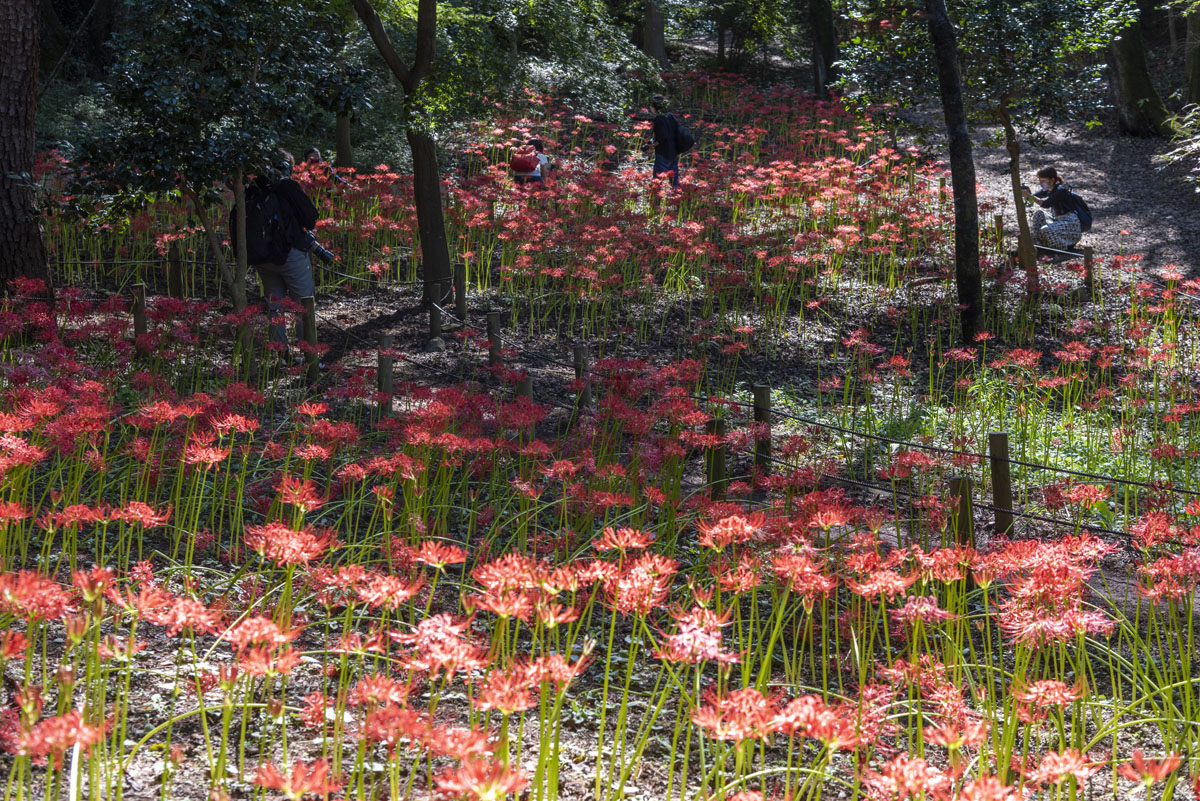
[78,0,338,193]
[371,0,655,130]
[839,0,1138,131]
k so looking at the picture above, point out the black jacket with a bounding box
[653,113,679,161]
[1033,185,1076,217]
[273,178,319,251]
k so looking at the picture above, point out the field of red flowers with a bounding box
[7,74,1200,800]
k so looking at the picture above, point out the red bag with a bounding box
[510,147,540,173]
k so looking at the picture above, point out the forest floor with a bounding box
[974,124,1200,278]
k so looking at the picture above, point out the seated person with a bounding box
[512,139,551,185]
[1021,166,1082,250]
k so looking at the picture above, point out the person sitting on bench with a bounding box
[1021,167,1081,251]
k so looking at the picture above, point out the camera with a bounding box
[299,230,334,264]
[309,242,335,264]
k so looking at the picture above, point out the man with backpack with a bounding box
[237,150,326,357]
[651,95,694,188]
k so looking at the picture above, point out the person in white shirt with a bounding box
[513,139,552,185]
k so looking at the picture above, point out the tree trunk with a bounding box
[0,0,52,296]
[335,107,353,168]
[808,0,837,99]
[1187,10,1200,105]
[231,171,257,380]
[924,0,980,342]
[717,24,725,65]
[407,127,452,295]
[184,182,245,311]
[997,105,1038,293]
[641,1,669,70]
[1110,17,1174,137]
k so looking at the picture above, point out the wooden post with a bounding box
[454,262,467,322]
[938,175,947,203]
[994,214,1004,249]
[752,383,771,470]
[1083,245,1094,290]
[573,345,592,409]
[988,433,1013,538]
[131,283,147,352]
[706,417,727,499]
[516,375,532,399]
[907,163,914,192]
[302,297,319,385]
[167,243,184,299]
[949,476,974,548]
[378,333,394,417]
[486,311,502,367]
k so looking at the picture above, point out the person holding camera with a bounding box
[258,150,330,355]
[1021,166,1082,250]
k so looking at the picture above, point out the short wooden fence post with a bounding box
[988,432,1013,538]
[378,333,394,417]
[752,383,771,471]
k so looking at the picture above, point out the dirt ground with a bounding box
[974,125,1200,279]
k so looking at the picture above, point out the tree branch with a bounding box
[350,0,413,94]
[410,0,437,88]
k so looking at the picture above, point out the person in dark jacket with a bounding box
[259,150,321,354]
[651,95,680,187]
[1021,166,1082,250]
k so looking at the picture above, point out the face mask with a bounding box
[1039,182,1051,192]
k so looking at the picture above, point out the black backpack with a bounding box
[673,114,696,155]
[1068,190,1092,233]
[232,180,289,267]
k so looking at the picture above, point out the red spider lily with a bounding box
[238,644,301,677]
[862,754,955,799]
[1117,749,1182,788]
[654,606,740,665]
[0,571,74,621]
[253,758,343,800]
[772,695,860,750]
[393,613,490,680]
[957,775,1023,801]
[244,522,336,566]
[276,475,325,513]
[592,526,655,553]
[182,441,231,469]
[434,756,529,800]
[1011,680,1082,723]
[362,704,430,757]
[889,595,956,628]
[0,630,28,660]
[412,540,468,569]
[691,687,780,742]
[1024,748,1100,787]
[603,553,676,615]
[348,674,414,709]
[696,511,766,550]
[771,551,836,611]
[109,501,172,528]
[473,662,539,715]
[14,710,106,769]
[355,571,425,611]
[425,724,493,760]
[142,596,222,636]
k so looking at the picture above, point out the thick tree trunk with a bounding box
[335,107,353,168]
[1187,10,1200,106]
[1110,17,1174,137]
[808,0,837,99]
[924,0,980,342]
[0,0,52,296]
[407,127,452,294]
[641,2,669,70]
[998,106,1038,293]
